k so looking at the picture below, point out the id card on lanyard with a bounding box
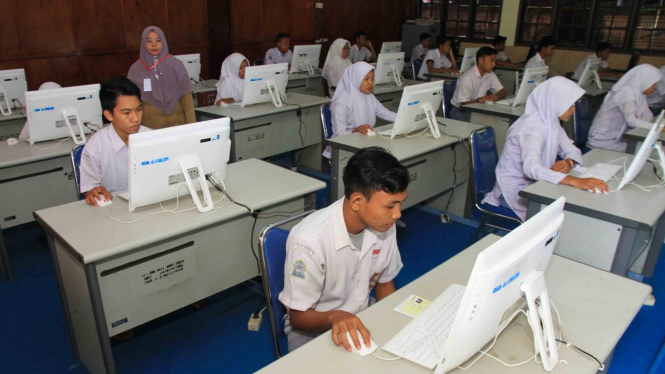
[141,54,169,92]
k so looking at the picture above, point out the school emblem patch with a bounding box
[291,259,307,280]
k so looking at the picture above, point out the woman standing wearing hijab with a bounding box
[587,64,663,152]
[483,77,609,221]
[127,26,195,129]
[215,53,249,105]
[322,39,352,97]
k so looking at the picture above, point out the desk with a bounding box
[372,80,422,123]
[0,111,26,137]
[326,118,484,217]
[287,72,325,97]
[464,101,525,154]
[192,79,218,108]
[34,159,325,374]
[520,148,665,277]
[195,93,330,171]
[625,127,665,154]
[256,234,651,374]
[494,66,523,95]
[425,72,461,82]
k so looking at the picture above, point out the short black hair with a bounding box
[276,33,290,43]
[492,35,507,46]
[476,46,498,62]
[596,42,613,53]
[343,147,409,200]
[354,31,367,41]
[537,36,557,51]
[437,36,453,48]
[100,76,141,114]
[420,33,431,42]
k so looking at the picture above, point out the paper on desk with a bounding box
[394,295,432,318]
[572,165,587,173]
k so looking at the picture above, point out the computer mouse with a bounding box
[94,197,113,207]
[219,101,229,108]
[484,100,495,105]
[6,138,18,146]
[345,330,378,357]
[365,129,377,136]
[587,188,605,194]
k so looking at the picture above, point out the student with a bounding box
[265,33,293,65]
[18,82,62,139]
[417,36,458,80]
[127,26,195,129]
[450,47,507,121]
[648,66,665,117]
[492,35,521,68]
[571,42,615,80]
[322,38,352,97]
[483,77,609,221]
[349,31,377,63]
[587,64,663,152]
[524,36,557,70]
[80,76,150,207]
[411,33,431,62]
[215,53,249,106]
[279,146,409,352]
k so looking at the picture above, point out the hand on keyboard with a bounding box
[329,310,372,352]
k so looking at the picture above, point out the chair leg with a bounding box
[470,214,490,244]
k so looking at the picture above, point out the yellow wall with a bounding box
[498,0,520,46]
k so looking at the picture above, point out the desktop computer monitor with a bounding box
[374,52,405,86]
[241,63,289,108]
[617,110,665,190]
[175,54,202,85]
[25,84,102,145]
[577,57,603,90]
[459,48,479,73]
[390,81,444,139]
[0,69,27,116]
[496,66,549,107]
[380,41,402,54]
[290,45,322,75]
[126,118,232,213]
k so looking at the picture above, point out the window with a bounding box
[592,0,634,49]
[421,0,504,41]
[446,0,472,38]
[633,0,665,52]
[473,0,503,40]
[554,0,592,47]
[420,0,444,21]
[519,0,555,44]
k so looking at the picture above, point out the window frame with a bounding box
[418,0,504,42]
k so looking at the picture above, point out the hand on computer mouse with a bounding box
[85,186,113,206]
[329,310,372,352]
[352,125,375,135]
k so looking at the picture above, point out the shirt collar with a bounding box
[473,66,483,77]
[107,123,128,154]
[331,198,378,259]
[537,53,544,63]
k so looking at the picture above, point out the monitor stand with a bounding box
[653,142,665,181]
[0,87,11,116]
[591,70,603,90]
[390,64,403,86]
[422,102,441,139]
[179,154,214,213]
[304,61,316,75]
[61,107,88,145]
[264,79,283,107]
[521,271,559,371]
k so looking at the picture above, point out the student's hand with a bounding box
[565,176,610,193]
[366,41,374,50]
[352,125,374,135]
[216,98,234,106]
[483,94,499,102]
[551,159,574,173]
[85,186,113,206]
[328,310,372,352]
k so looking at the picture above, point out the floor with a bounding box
[0,206,663,374]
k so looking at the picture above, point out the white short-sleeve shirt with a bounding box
[525,53,546,70]
[496,50,509,62]
[265,47,293,65]
[418,48,452,80]
[411,44,428,62]
[571,54,610,80]
[350,45,373,63]
[451,66,504,107]
[80,124,151,193]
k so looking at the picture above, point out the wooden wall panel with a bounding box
[231,0,262,44]
[263,0,291,43]
[0,60,26,71]
[79,53,129,85]
[72,0,125,53]
[122,0,170,51]
[290,0,316,41]
[25,56,81,89]
[0,0,23,61]
[15,0,77,58]
[207,0,232,78]
[167,0,208,48]
[232,43,263,64]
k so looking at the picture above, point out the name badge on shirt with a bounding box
[372,249,381,260]
[144,78,152,92]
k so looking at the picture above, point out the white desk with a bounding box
[256,234,651,374]
[625,128,665,154]
[0,111,26,137]
[520,148,665,277]
[34,159,325,374]
[287,72,325,97]
[326,118,484,218]
[425,72,461,82]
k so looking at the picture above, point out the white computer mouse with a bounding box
[6,138,18,146]
[484,100,495,105]
[219,101,229,108]
[365,129,376,136]
[346,330,378,357]
[94,197,113,207]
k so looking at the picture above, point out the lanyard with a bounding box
[141,54,169,72]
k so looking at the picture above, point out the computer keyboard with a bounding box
[382,284,465,369]
[495,98,515,106]
[578,163,623,182]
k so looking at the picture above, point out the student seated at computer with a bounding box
[18,82,62,139]
[449,47,507,121]
[215,53,249,106]
[524,36,557,71]
[322,38,352,97]
[417,36,458,80]
[411,33,431,62]
[279,146,409,352]
[127,26,195,129]
[571,42,619,80]
[349,31,377,63]
[648,66,665,117]
[587,64,663,152]
[483,77,609,221]
[265,33,292,66]
[492,35,521,68]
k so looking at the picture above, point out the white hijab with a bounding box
[331,62,375,128]
[322,39,352,87]
[605,64,661,114]
[507,77,584,168]
[216,53,248,102]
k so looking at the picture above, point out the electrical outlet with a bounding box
[248,313,263,331]
[315,2,323,8]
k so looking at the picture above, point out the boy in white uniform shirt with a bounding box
[265,33,293,65]
[349,31,377,63]
[417,36,458,80]
[410,33,431,62]
[450,47,507,121]
[525,36,557,70]
[571,42,615,80]
[279,147,409,352]
[492,35,522,68]
[80,76,151,206]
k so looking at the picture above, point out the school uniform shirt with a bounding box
[648,66,665,110]
[278,198,403,351]
[571,54,610,80]
[524,53,546,70]
[349,44,372,63]
[451,66,504,108]
[265,47,293,65]
[417,48,452,80]
[79,124,151,193]
[496,50,509,62]
[411,44,428,62]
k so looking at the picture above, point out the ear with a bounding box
[103,109,114,123]
[349,191,365,211]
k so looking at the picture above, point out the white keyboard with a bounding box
[495,98,515,106]
[578,163,623,182]
[382,284,465,369]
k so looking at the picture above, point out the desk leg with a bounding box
[48,235,79,360]
[626,140,637,154]
[602,348,615,373]
[610,226,639,276]
[0,229,13,281]
[86,263,116,374]
[525,200,542,221]
[642,212,665,278]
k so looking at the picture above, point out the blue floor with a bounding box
[0,207,664,373]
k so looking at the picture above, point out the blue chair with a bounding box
[573,97,591,152]
[413,60,423,80]
[70,144,85,199]
[469,127,522,243]
[443,80,457,119]
[258,210,315,358]
[320,104,333,140]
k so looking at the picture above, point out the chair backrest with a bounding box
[258,210,315,358]
[414,60,423,80]
[254,59,265,66]
[71,144,85,199]
[470,127,499,199]
[320,104,333,140]
[573,97,591,149]
[443,80,457,118]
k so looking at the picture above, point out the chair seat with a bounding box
[477,200,521,221]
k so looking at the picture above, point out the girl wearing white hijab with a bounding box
[215,53,249,105]
[322,39,352,96]
[483,77,609,221]
[587,64,662,152]
[648,66,665,117]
